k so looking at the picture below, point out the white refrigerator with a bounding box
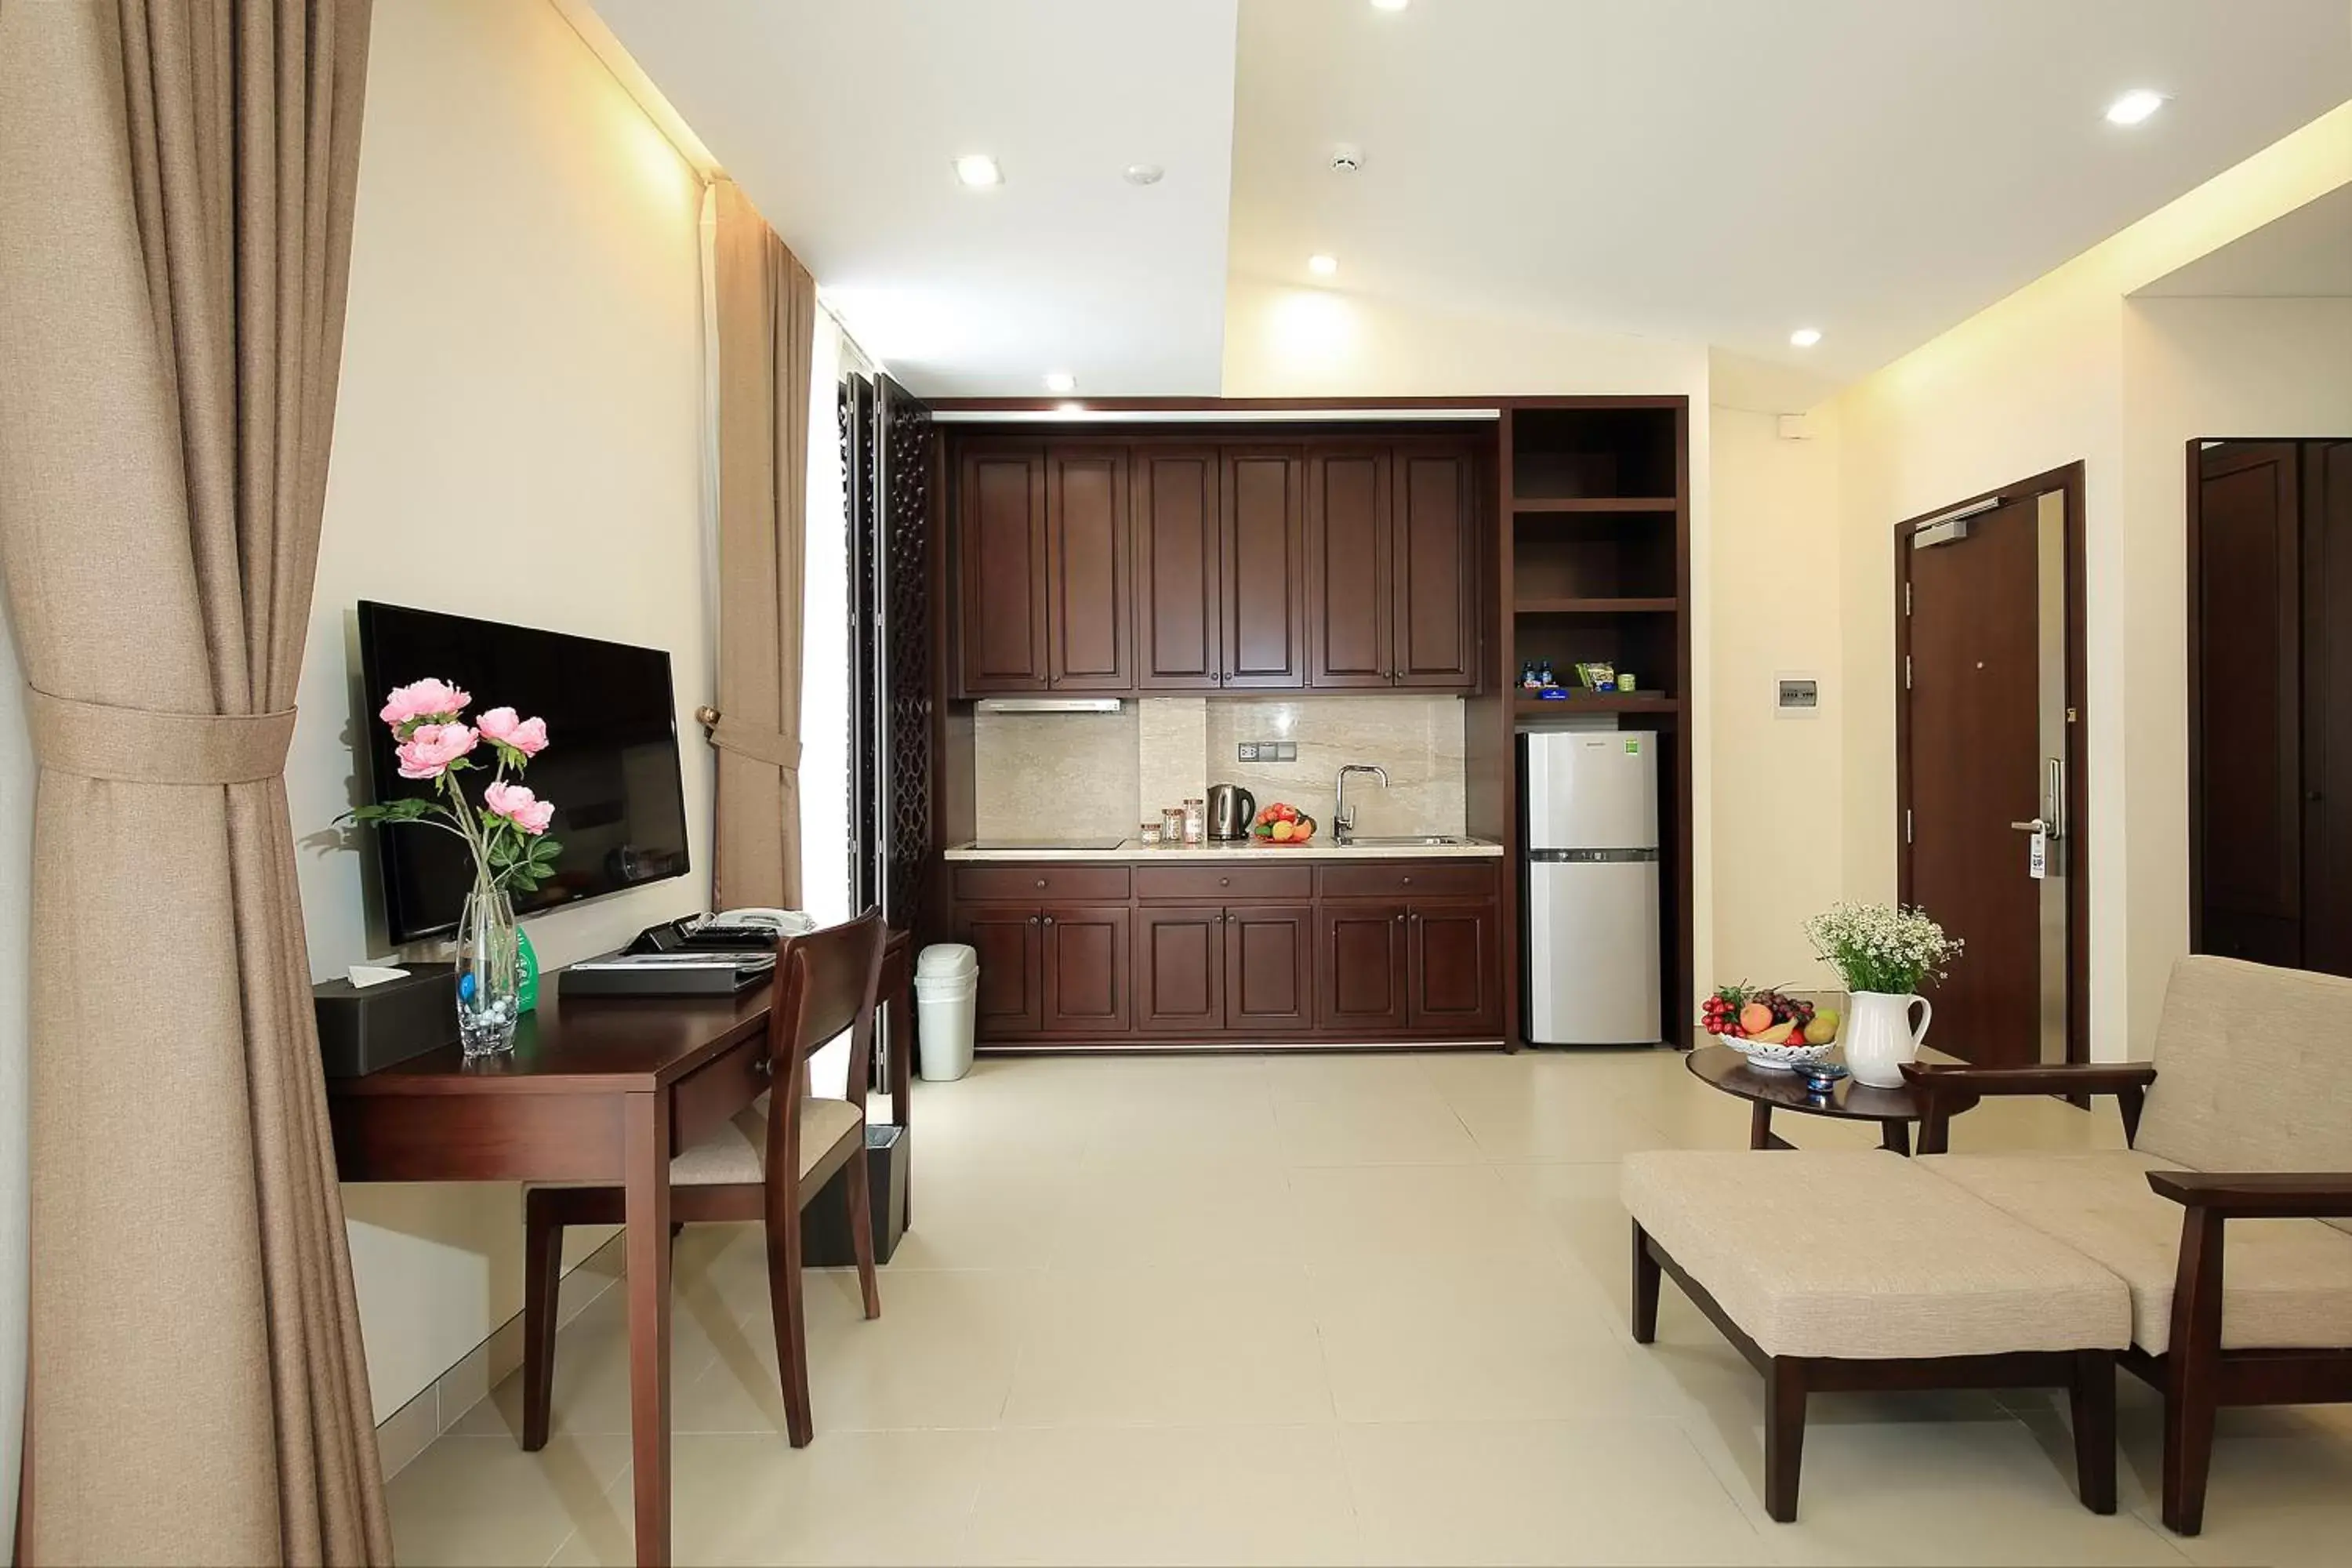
[1523,731,1662,1045]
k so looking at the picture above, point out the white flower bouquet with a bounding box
[1802,902,1961,996]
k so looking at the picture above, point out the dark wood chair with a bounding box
[1905,954,2352,1537]
[521,910,888,1448]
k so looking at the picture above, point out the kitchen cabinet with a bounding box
[1134,448,1222,690]
[955,448,1048,693]
[1392,445,1481,688]
[953,445,1129,697]
[1318,903,1411,1033]
[1221,448,1308,689]
[1406,898,1503,1033]
[1041,906,1131,1033]
[1047,448,1131,691]
[1306,447,1392,688]
[949,856,1499,1047]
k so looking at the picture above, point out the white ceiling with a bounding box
[2136,180,2352,297]
[590,0,1240,398]
[1231,0,2351,381]
[590,0,2349,395]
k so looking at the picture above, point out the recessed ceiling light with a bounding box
[953,153,1003,187]
[1308,253,1339,277]
[1789,328,1823,348]
[1044,372,1076,394]
[2104,89,2166,126]
[1123,163,1164,186]
[1370,0,1410,11]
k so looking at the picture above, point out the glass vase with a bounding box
[456,878,521,1059]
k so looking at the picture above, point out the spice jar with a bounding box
[1181,797,1205,845]
[1160,806,1186,845]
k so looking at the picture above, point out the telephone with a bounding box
[626,908,815,955]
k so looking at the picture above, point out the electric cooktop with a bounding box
[964,837,1128,851]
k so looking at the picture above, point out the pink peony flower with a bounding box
[380,678,471,728]
[394,722,477,780]
[477,706,550,757]
[484,779,556,836]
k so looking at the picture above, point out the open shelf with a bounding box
[1511,406,1681,503]
[1513,596,1677,615]
[1512,496,1677,514]
[1515,694,1681,718]
[1513,610,1675,701]
[1512,513,1676,601]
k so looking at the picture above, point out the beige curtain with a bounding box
[0,2,389,1563]
[710,179,817,913]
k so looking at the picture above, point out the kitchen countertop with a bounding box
[942,837,1504,862]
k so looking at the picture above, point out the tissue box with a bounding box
[313,964,458,1076]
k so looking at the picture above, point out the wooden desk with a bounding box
[327,933,913,1566]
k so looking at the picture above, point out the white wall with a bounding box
[2116,294,2352,1046]
[1814,111,2349,1060]
[0,599,31,1537]
[1221,276,1719,1007]
[287,0,708,1418]
[1708,404,1844,988]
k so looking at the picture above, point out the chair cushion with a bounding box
[1919,1149,2352,1355]
[2137,956,2352,1240]
[666,1094,865,1188]
[1621,1149,2129,1360]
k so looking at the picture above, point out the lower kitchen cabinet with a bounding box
[949,858,1499,1047]
[1319,904,1411,1033]
[1406,899,1504,1033]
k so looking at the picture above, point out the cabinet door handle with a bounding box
[1034,878,1048,889]
[1042,914,1055,927]
[1028,915,1041,926]
[1218,876,1230,887]
[1400,876,1413,886]
[1392,912,1405,924]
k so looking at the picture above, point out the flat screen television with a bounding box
[356,601,691,943]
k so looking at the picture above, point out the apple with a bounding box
[1737,1000,1773,1035]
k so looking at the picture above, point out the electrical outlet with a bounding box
[1237,742,1260,761]
[1239,739,1297,762]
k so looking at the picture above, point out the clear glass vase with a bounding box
[456,878,521,1059]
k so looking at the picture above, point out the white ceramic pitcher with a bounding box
[1842,990,1933,1088]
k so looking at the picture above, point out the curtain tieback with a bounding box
[27,688,296,784]
[706,715,801,774]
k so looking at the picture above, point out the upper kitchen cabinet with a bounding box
[955,446,1048,694]
[1221,447,1308,690]
[1305,446,1392,688]
[1134,447,1223,690]
[1392,445,1479,688]
[954,444,1131,698]
[1046,448,1131,691]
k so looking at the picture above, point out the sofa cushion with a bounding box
[1920,1149,2352,1354]
[1621,1150,2129,1360]
[2137,956,2352,1240]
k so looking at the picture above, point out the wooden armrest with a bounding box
[2146,1170,2352,1219]
[1900,1062,2158,1096]
[1903,1062,2158,1155]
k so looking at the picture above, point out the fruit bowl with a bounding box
[1710,1033,1837,1073]
[1248,804,1319,845]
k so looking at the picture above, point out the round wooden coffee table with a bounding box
[1685,1039,1962,1156]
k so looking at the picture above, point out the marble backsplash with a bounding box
[973,695,1466,841]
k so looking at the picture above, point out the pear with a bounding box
[1808,1007,1841,1044]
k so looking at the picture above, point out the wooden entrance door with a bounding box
[1899,470,2084,1069]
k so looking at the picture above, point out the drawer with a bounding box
[1133,863,1314,902]
[1317,861,1497,901]
[952,864,1132,902]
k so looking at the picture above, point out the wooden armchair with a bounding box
[1902,955,2352,1535]
[521,910,889,1449]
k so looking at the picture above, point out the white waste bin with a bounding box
[913,943,979,1082]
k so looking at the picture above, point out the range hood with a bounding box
[974,697,1124,714]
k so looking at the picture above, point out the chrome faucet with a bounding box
[1334,764,1389,844]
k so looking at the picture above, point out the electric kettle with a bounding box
[1207,783,1256,841]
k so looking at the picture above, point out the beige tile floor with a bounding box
[390,1048,2352,1566]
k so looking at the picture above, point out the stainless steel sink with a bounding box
[1340,834,1478,847]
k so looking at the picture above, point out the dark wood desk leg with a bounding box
[622,1091,673,1567]
[1880,1120,1911,1156]
[1748,1102,1773,1150]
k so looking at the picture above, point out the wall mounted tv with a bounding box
[357,601,691,944]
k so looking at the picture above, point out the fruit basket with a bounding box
[1700,984,1839,1074]
[1247,802,1319,845]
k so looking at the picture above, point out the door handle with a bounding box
[2008,818,2048,833]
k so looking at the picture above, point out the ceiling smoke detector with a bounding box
[1330,143,1363,173]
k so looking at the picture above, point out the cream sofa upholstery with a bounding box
[1922,1149,2352,1354]
[1621,1149,2130,1359]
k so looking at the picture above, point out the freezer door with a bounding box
[1525,857,1661,1045]
[1523,731,1659,851]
